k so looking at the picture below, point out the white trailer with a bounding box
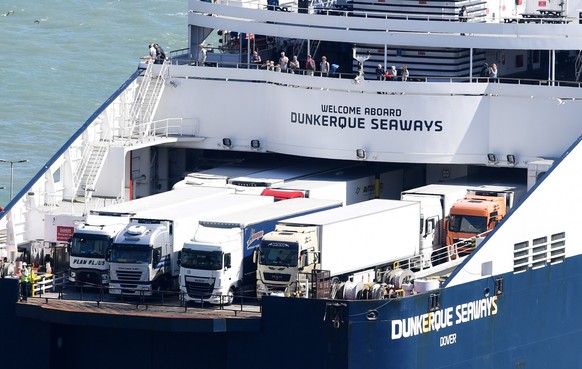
[69,186,234,285]
[107,193,273,296]
[180,198,342,304]
[172,162,284,189]
[226,161,348,194]
[256,199,420,298]
[261,165,404,205]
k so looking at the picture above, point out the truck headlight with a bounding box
[257,283,266,292]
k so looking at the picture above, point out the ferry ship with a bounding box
[2,0,582,367]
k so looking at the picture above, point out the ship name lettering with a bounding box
[370,119,443,132]
[291,112,365,130]
[439,333,457,347]
[391,296,498,340]
[455,295,498,324]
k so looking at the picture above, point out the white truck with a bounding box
[401,182,526,263]
[255,199,420,298]
[69,186,234,286]
[107,193,273,296]
[260,165,404,204]
[400,184,469,265]
[179,198,342,304]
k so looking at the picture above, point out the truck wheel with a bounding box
[222,287,235,305]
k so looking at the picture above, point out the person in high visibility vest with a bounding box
[20,263,30,301]
[28,265,36,296]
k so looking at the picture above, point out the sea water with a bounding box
[0,0,187,206]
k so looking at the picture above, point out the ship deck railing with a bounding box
[203,0,579,24]
[166,57,582,88]
[24,279,264,316]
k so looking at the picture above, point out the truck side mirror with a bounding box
[253,249,257,264]
[225,253,231,269]
[153,249,161,267]
[299,250,307,270]
[177,251,181,266]
[105,249,111,262]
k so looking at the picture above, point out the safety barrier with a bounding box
[30,272,68,297]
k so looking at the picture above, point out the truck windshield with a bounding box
[259,242,298,267]
[181,249,222,270]
[448,215,487,234]
[110,245,151,264]
[71,235,109,258]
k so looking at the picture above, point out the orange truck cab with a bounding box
[446,195,507,257]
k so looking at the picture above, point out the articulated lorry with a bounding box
[260,165,404,204]
[179,198,342,304]
[446,184,526,256]
[69,186,234,286]
[255,199,420,298]
[400,184,469,265]
[107,193,273,296]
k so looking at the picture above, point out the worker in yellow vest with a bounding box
[28,265,36,296]
[20,263,30,301]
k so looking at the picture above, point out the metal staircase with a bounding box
[73,62,168,200]
[126,62,168,141]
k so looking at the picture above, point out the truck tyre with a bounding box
[224,286,235,305]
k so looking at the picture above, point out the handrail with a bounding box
[27,280,263,315]
[167,57,582,88]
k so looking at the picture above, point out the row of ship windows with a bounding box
[513,232,566,273]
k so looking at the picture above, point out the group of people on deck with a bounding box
[481,62,498,79]
[148,43,166,64]
[376,64,409,81]
[254,52,337,76]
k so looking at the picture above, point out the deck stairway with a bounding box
[73,62,168,200]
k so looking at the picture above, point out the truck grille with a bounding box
[74,270,102,285]
[114,270,143,282]
[264,273,291,282]
[185,280,214,299]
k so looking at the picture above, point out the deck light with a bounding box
[507,154,516,165]
[222,138,232,148]
[487,153,497,164]
[356,149,366,159]
[251,140,260,149]
[0,159,29,201]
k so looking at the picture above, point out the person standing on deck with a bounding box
[20,263,30,301]
[306,55,316,76]
[279,51,289,72]
[401,65,409,81]
[320,56,330,76]
[148,44,156,63]
[198,43,207,66]
[459,6,468,22]
[376,64,385,80]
